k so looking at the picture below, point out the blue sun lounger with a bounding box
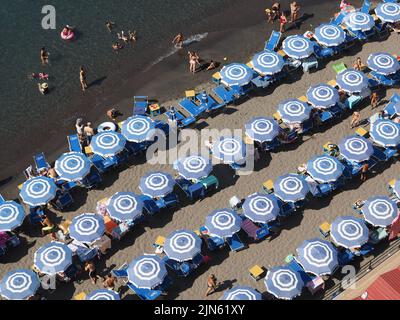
[175,178,206,201]
[251,75,273,89]
[264,30,282,51]
[34,152,50,173]
[212,85,238,105]
[195,93,225,111]
[288,259,314,283]
[111,262,129,279]
[133,96,148,116]
[179,98,207,118]
[127,282,163,300]
[331,12,345,25]
[338,249,356,266]
[206,236,225,251]
[67,134,82,152]
[360,0,371,14]
[277,199,296,217]
[90,154,117,173]
[139,195,161,215]
[52,190,74,211]
[370,71,396,86]
[81,167,102,189]
[0,194,4,204]
[227,233,245,252]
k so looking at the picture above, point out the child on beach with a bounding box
[280,12,288,33]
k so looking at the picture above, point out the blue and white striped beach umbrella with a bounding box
[242,193,280,224]
[306,84,340,109]
[307,155,345,183]
[175,155,212,181]
[86,289,120,300]
[314,24,346,47]
[245,117,280,142]
[362,196,399,227]
[282,35,314,59]
[19,177,58,207]
[370,119,400,147]
[212,136,246,164]
[251,50,285,76]
[222,286,262,300]
[394,180,400,199]
[55,152,91,182]
[343,12,375,31]
[127,254,167,289]
[107,192,143,222]
[0,269,40,300]
[264,266,304,300]
[338,135,374,163]
[336,69,369,94]
[34,242,72,275]
[367,52,400,75]
[90,131,126,157]
[121,115,156,143]
[331,216,369,249]
[164,230,202,262]
[296,238,339,276]
[0,201,25,232]
[375,2,400,23]
[274,174,310,203]
[277,99,312,124]
[394,102,400,116]
[69,213,105,244]
[205,209,242,239]
[220,63,254,87]
[139,172,175,198]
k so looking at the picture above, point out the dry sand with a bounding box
[1,33,400,300]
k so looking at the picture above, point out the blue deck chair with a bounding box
[384,148,397,160]
[212,85,238,105]
[331,12,345,25]
[277,199,296,217]
[127,282,162,300]
[338,250,356,266]
[372,147,388,162]
[206,236,225,251]
[52,190,74,211]
[175,178,206,201]
[81,167,102,189]
[67,134,82,152]
[34,152,50,172]
[29,207,45,225]
[314,46,335,60]
[320,111,334,123]
[231,84,252,97]
[195,93,225,112]
[139,195,160,215]
[288,259,314,283]
[302,119,314,134]
[192,254,204,268]
[370,71,396,86]
[112,263,129,279]
[0,194,5,204]
[317,183,334,197]
[90,154,117,173]
[227,234,245,252]
[360,0,371,14]
[329,104,343,118]
[179,98,207,118]
[133,96,148,116]
[251,75,273,89]
[264,30,282,51]
[163,193,179,209]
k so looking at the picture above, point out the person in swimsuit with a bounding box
[103,274,118,290]
[105,20,115,33]
[205,274,219,297]
[40,47,49,65]
[85,261,100,284]
[172,32,184,48]
[79,66,88,92]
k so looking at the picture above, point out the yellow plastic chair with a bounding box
[277,50,287,57]
[298,96,308,103]
[327,79,337,87]
[319,222,331,237]
[185,90,196,98]
[263,180,274,194]
[273,112,282,123]
[246,61,254,68]
[18,184,24,191]
[355,127,369,138]
[74,292,87,300]
[117,121,125,129]
[84,146,93,156]
[212,72,221,83]
[388,179,396,189]
[249,265,265,281]
[154,236,166,247]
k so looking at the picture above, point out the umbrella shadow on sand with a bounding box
[0,236,36,264]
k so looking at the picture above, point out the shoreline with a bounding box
[1,0,362,197]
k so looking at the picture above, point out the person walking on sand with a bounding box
[172,32,184,49]
[85,261,100,284]
[280,12,288,33]
[290,1,301,23]
[360,162,369,182]
[79,66,88,92]
[350,111,361,128]
[84,122,95,143]
[40,47,49,65]
[353,57,364,71]
[75,118,84,136]
[370,92,380,109]
[205,274,220,297]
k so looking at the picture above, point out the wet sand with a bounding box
[1,25,399,300]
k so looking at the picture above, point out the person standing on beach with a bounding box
[360,162,369,182]
[40,47,49,65]
[370,92,380,109]
[172,32,184,49]
[79,66,88,92]
[350,111,361,128]
[85,261,100,285]
[76,118,84,135]
[290,1,301,23]
[280,12,288,33]
[84,122,95,143]
[205,274,220,297]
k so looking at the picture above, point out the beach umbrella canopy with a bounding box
[282,35,314,59]
[69,213,105,244]
[336,69,369,94]
[274,174,310,203]
[367,52,400,76]
[205,209,241,239]
[19,177,58,207]
[222,286,262,300]
[220,63,254,87]
[306,155,345,183]
[164,230,202,262]
[86,289,120,300]
[314,23,346,47]
[306,83,340,109]
[331,216,369,249]
[242,193,280,224]
[338,135,374,163]
[121,115,156,143]
[296,238,339,276]
[212,136,246,164]
[251,50,285,76]
[139,172,175,198]
[245,117,280,143]
[0,201,25,232]
[0,269,40,300]
[175,155,212,181]
[55,152,91,182]
[264,266,304,300]
[394,180,400,199]
[362,196,399,227]
[127,254,167,289]
[370,119,400,147]
[90,131,126,157]
[34,242,72,275]
[394,102,400,116]
[277,99,312,124]
[106,192,143,222]
[375,2,400,23]
[343,12,375,31]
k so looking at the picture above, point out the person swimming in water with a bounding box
[128,30,137,42]
[105,20,115,33]
[40,47,49,65]
[112,42,123,53]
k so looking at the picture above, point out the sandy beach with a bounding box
[1,16,400,300]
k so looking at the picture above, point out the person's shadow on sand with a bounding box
[89,76,107,87]
[214,279,238,293]
[286,13,314,32]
